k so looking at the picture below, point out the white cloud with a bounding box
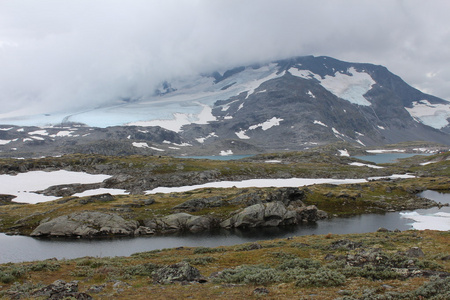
[0,0,449,118]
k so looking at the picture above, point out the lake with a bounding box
[353,153,432,164]
[177,155,254,160]
[0,190,448,264]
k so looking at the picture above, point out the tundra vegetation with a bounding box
[0,144,448,298]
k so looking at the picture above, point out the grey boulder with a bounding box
[31,211,139,237]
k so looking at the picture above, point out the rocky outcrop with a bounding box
[144,213,216,233]
[220,201,326,229]
[173,187,306,213]
[173,196,225,212]
[31,280,92,299]
[0,194,17,205]
[30,211,149,237]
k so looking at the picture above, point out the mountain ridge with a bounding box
[0,55,449,157]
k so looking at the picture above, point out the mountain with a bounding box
[0,56,449,157]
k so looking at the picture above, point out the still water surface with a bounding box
[1,191,448,264]
[353,153,432,164]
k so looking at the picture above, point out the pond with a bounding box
[352,153,432,164]
[0,190,448,264]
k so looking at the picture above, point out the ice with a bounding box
[349,162,384,169]
[128,113,191,132]
[0,170,111,204]
[0,140,11,145]
[405,100,450,129]
[400,211,450,230]
[0,64,284,129]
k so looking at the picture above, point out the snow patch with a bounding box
[245,70,285,99]
[265,160,282,163]
[0,127,13,131]
[74,188,128,198]
[405,100,450,129]
[291,67,374,106]
[235,130,250,139]
[338,149,349,157]
[0,170,111,204]
[349,162,384,169]
[307,90,316,98]
[313,120,327,127]
[220,150,233,156]
[249,117,283,131]
[55,131,73,137]
[145,176,416,195]
[28,130,48,136]
[400,211,450,231]
[366,149,406,153]
[356,139,366,146]
[377,125,385,130]
[150,147,164,152]
[0,140,11,145]
[132,142,149,148]
[319,68,374,106]
[288,68,315,79]
[195,132,218,143]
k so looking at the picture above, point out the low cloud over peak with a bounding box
[1,0,449,117]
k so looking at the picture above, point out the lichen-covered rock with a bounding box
[145,213,215,233]
[296,205,327,222]
[153,262,201,284]
[173,196,224,212]
[30,211,138,237]
[32,280,93,299]
[220,201,297,228]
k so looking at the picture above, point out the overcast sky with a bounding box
[1,0,449,115]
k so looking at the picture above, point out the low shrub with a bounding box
[28,261,60,272]
[295,268,346,287]
[125,263,160,276]
[193,247,226,254]
[213,265,283,286]
[183,256,216,265]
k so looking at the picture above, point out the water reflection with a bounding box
[0,190,448,264]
